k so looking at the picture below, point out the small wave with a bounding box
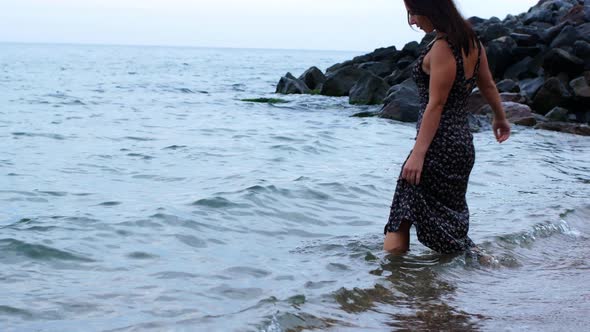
[191,196,249,209]
[0,238,94,262]
[163,145,187,150]
[99,201,121,206]
[0,305,34,319]
[176,87,195,94]
[126,153,154,160]
[127,251,158,260]
[12,132,67,140]
[123,136,157,141]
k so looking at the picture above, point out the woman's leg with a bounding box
[383,220,411,254]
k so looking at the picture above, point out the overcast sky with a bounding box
[1,0,539,51]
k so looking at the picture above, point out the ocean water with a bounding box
[1,43,589,332]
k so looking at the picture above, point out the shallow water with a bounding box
[1,43,589,331]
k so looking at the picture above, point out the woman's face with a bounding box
[405,4,435,33]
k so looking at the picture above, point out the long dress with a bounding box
[383,35,482,254]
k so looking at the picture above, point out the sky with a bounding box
[0,0,540,52]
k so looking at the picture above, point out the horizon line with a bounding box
[0,40,376,54]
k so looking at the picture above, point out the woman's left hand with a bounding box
[402,152,425,185]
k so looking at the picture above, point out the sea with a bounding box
[1,42,589,331]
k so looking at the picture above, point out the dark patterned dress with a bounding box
[383,36,482,254]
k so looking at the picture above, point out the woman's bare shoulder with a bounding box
[428,39,455,67]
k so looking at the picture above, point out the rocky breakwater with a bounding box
[275,0,590,136]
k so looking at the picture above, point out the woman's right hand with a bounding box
[492,117,511,143]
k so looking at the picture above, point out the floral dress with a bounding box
[384,36,482,254]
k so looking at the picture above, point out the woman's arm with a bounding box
[475,44,511,143]
[402,40,456,185]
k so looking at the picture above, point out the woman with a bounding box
[383,0,511,254]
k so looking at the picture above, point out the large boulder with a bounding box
[496,79,521,93]
[510,33,540,47]
[400,41,420,58]
[320,67,368,97]
[298,67,326,91]
[541,21,570,43]
[523,6,554,25]
[503,56,543,80]
[574,40,590,69]
[550,24,582,49]
[479,23,511,43]
[532,77,572,115]
[371,46,399,62]
[485,37,517,78]
[519,77,545,100]
[466,91,527,114]
[379,79,420,122]
[357,61,395,78]
[534,122,590,136]
[385,63,416,86]
[576,22,590,42]
[570,73,590,98]
[479,102,534,123]
[396,56,416,70]
[545,106,570,121]
[276,72,311,94]
[349,74,390,105]
[559,4,590,25]
[542,48,584,76]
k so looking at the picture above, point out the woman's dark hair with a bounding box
[404,0,478,55]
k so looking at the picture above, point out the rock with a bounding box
[514,26,545,40]
[503,56,542,80]
[570,74,590,97]
[550,25,582,49]
[542,48,584,76]
[479,102,534,123]
[574,40,590,69]
[576,22,590,42]
[357,61,395,78]
[401,41,420,58]
[385,63,415,86]
[298,67,326,91]
[349,74,390,105]
[541,21,569,43]
[512,46,546,59]
[320,67,368,97]
[326,60,353,73]
[467,16,486,26]
[485,37,517,78]
[519,77,545,99]
[480,23,511,42]
[559,4,590,25]
[510,33,540,47]
[383,78,417,104]
[379,79,420,122]
[534,121,590,136]
[351,54,372,64]
[276,72,311,94]
[545,106,570,121]
[396,56,416,70]
[371,46,399,62]
[571,110,590,123]
[351,111,380,118]
[496,79,521,93]
[514,116,538,126]
[532,77,572,115]
[524,6,554,25]
[466,91,526,115]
